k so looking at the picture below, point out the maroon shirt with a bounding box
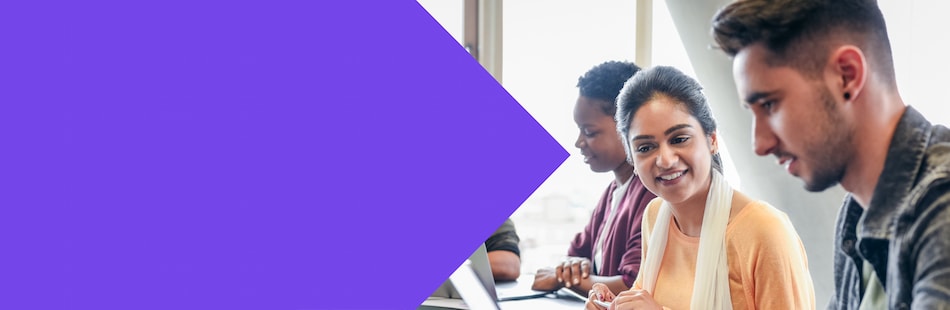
[568,177,655,287]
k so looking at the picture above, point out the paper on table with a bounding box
[557,287,611,308]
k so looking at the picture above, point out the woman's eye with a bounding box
[636,145,653,153]
[762,100,775,111]
[671,136,690,144]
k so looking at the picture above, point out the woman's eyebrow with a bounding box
[664,124,692,136]
[632,123,692,141]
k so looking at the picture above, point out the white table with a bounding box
[494,275,586,310]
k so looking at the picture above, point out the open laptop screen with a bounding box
[422,244,498,309]
[427,244,497,301]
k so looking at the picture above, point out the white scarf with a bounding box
[641,170,733,310]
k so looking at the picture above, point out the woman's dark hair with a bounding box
[577,61,642,116]
[615,66,722,172]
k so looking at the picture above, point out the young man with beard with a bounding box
[714,0,950,308]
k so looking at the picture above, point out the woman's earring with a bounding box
[844,92,851,100]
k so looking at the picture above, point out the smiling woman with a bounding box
[586,66,816,310]
[628,97,716,208]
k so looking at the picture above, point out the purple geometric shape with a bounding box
[0,1,567,309]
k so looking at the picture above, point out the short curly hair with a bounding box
[712,0,894,82]
[576,61,642,116]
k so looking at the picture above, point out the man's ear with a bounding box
[829,45,867,102]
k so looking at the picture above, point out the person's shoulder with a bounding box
[627,175,654,192]
[640,197,665,228]
[726,201,798,246]
[621,176,658,207]
[735,201,792,225]
[589,180,621,213]
[914,135,950,208]
[883,114,950,212]
[925,126,950,166]
[645,197,664,216]
[495,218,516,234]
[597,180,618,196]
[930,122,950,144]
[924,122,950,172]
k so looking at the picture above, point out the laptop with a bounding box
[420,244,497,309]
[419,244,552,309]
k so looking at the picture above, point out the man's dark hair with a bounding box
[712,0,895,82]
